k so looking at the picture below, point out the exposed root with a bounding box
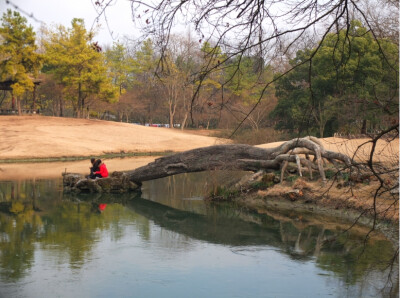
[273,137,351,183]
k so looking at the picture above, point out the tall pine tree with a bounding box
[0,9,42,114]
[43,19,118,118]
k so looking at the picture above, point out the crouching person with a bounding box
[93,159,108,178]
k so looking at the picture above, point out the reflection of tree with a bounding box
[142,171,246,213]
[0,180,150,281]
[317,236,398,292]
[140,172,398,294]
[37,197,150,268]
[0,179,60,214]
[39,202,101,267]
[272,213,398,295]
[0,212,38,281]
[128,196,398,294]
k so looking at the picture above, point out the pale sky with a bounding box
[1,0,140,46]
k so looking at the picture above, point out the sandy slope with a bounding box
[0,115,228,159]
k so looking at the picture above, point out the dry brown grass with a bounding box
[0,115,229,160]
[258,177,399,223]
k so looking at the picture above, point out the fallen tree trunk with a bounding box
[62,137,355,193]
[126,137,353,185]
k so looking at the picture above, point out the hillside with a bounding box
[0,115,228,160]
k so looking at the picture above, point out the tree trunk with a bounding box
[32,85,36,111]
[361,119,367,134]
[60,97,64,117]
[77,82,82,118]
[181,112,188,130]
[319,124,324,138]
[126,138,352,185]
[17,96,21,116]
[169,101,174,128]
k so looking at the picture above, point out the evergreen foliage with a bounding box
[42,18,118,118]
[271,21,398,137]
[0,10,42,96]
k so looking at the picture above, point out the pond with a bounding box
[0,162,398,298]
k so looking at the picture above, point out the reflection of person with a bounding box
[88,158,101,179]
[91,202,107,214]
[93,159,109,178]
[98,203,107,212]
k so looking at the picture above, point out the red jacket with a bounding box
[95,163,108,178]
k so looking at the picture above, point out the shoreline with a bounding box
[206,173,399,245]
[2,157,398,245]
[0,150,172,164]
[0,156,160,180]
[210,186,399,245]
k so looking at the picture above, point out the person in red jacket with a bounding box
[93,159,109,178]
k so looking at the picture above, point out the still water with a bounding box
[0,171,398,298]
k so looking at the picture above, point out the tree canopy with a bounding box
[0,10,42,106]
[42,18,118,118]
[271,21,398,137]
[112,0,398,134]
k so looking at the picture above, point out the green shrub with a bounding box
[286,175,299,182]
[325,169,337,179]
[210,186,239,201]
[250,181,272,190]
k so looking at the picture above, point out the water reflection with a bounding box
[141,171,246,215]
[0,176,398,297]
